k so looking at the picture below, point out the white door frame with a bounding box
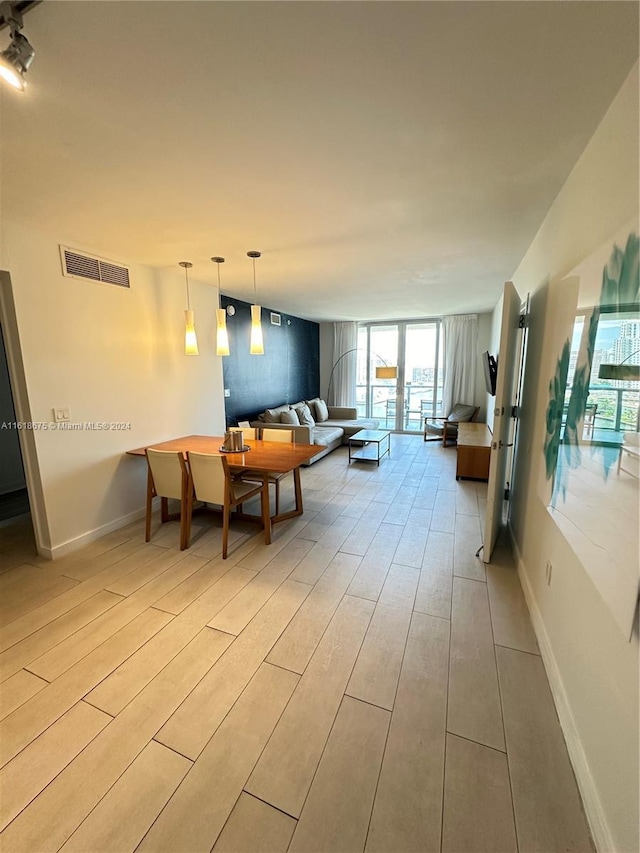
[0,270,50,556]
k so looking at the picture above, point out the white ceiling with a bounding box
[1,1,638,322]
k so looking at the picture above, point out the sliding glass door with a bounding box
[356,319,443,432]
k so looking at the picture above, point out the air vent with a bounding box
[60,246,130,288]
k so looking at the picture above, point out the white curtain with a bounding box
[329,321,358,406]
[442,314,478,415]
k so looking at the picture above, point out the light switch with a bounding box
[53,408,70,422]
[224,388,231,398]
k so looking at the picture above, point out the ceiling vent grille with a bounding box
[59,246,130,288]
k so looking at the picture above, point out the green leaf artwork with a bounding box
[546,232,639,504]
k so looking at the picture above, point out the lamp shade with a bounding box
[216,308,230,356]
[375,366,398,379]
[598,364,640,381]
[184,309,198,356]
[250,304,264,355]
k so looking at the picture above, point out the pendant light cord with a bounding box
[252,257,257,303]
[184,266,191,310]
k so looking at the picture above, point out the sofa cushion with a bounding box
[447,404,476,423]
[295,403,316,427]
[280,408,300,425]
[264,403,291,423]
[313,426,344,447]
[322,418,380,437]
[307,398,329,422]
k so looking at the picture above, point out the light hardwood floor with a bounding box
[0,435,594,853]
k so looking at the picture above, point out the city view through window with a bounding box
[356,321,444,431]
[568,314,640,441]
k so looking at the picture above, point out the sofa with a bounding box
[250,398,380,465]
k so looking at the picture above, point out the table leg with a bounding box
[261,478,272,545]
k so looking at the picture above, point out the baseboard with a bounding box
[507,525,614,853]
[47,506,146,560]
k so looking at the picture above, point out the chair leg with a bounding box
[181,484,194,551]
[261,482,272,545]
[161,497,169,523]
[222,505,230,559]
[145,470,154,542]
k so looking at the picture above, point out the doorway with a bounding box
[356,320,443,432]
[0,324,29,521]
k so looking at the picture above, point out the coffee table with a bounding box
[348,429,391,466]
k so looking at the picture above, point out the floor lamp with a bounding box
[326,348,397,405]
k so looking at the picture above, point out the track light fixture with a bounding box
[0,2,35,91]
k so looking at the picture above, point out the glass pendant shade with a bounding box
[184,309,199,355]
[247,251,264,355]
[216,308,230,356]
[250,304,264,355]
[179,261,198,355]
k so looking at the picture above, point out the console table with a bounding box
[456,423,492,481]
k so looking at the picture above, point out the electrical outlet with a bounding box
[545,560,553,586]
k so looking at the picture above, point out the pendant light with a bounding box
[211,256,230,356]
[247,250,264,355]
[179,261,198,356]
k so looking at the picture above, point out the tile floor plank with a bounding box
[1,607,173,767]
[25,552,204,681]
[151,558,232,615]
[59,740,192,853]
[442,733,517,853]
[139,663,299,853]
[289,542,339,585]
[85,566,256,715]
[0,572,79,626]
[266,552,362,674]
[0,590,123,683]
[212,792,296,853]
[0,544,167,653]
[0,669,48,721]
[209,538,313,635]
[346,564,419,710]
[288,696,390,853]
[447,577,505,752]
[246,594,374,818]
[453,511,485,581]
[0,627,232,853]
[366,611,449,853]
[346,523,403,602]
[497,645,594,853]
[155,580,310,760]
[486,557,539,655]
[0,700,111,831]
[414,529,454,620]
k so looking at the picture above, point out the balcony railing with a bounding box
[563,385,638,443]
[355,383,444,430]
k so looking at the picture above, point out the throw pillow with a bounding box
[307,398,329,422]
[295,403,316,427]
[280,409,300,425]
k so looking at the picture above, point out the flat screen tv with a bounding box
[482,351,498,396]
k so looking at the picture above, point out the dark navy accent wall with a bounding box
[220,295,319,426]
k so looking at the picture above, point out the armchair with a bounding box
[424,403,479,446]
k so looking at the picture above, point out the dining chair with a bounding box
[145,448,192,550]
[186,451,269,558]
[243,427,294,515]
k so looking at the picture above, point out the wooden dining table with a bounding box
[126,435,319,536]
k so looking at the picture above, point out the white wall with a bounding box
[475,312,492,424]
[509,62,639,853]
[0,220,226,557]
